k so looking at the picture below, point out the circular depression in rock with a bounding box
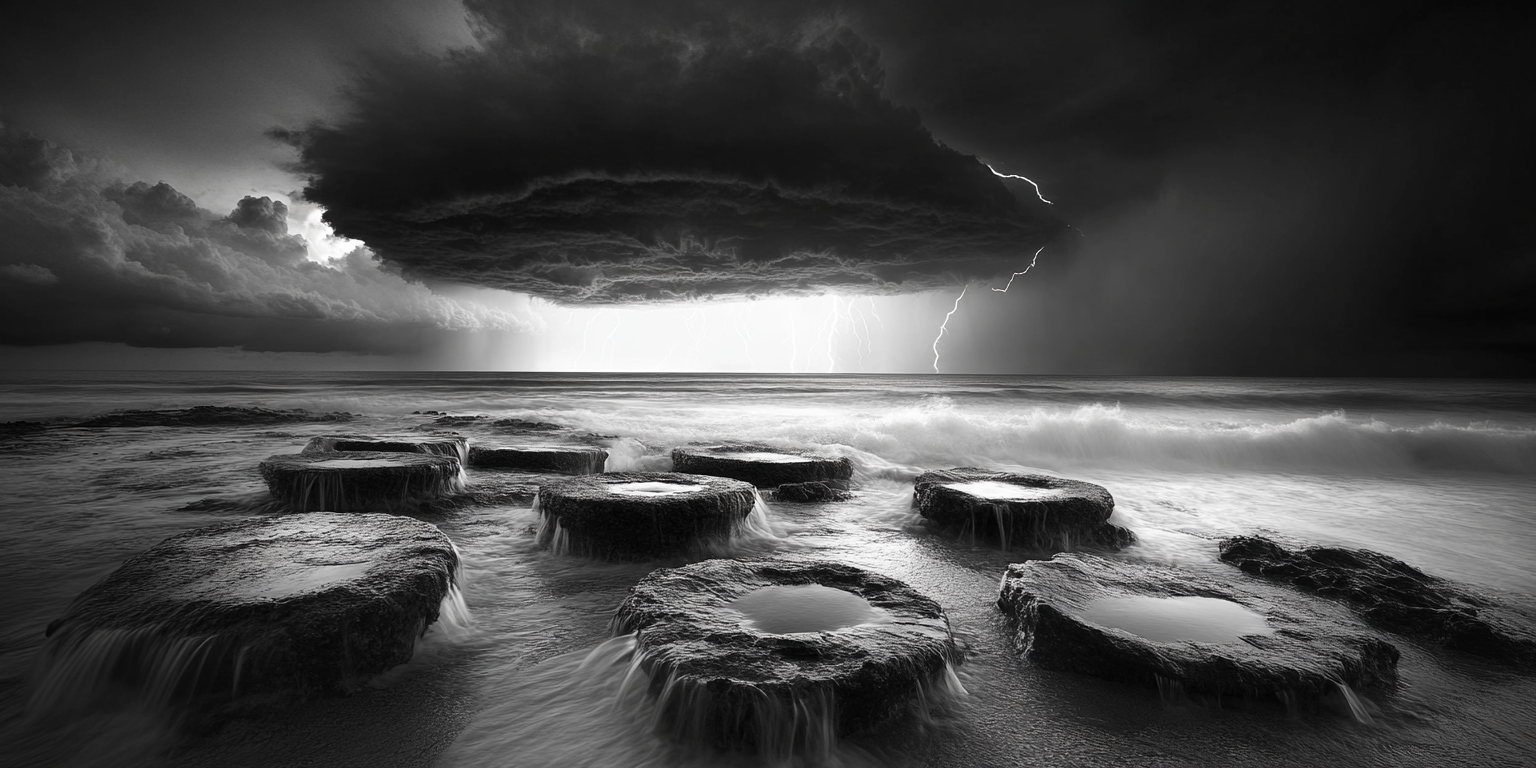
[1079,596,1275,645]
[997,553,1399,706]
[260,451,464,512]
[729,584,891,634]
[33,512,460,710]
[535,472,757,560]
[672,444,853,488]
[467,444,607,474]
[614,558,959,758]
[914,467,1133,552]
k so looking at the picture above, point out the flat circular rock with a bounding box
[672,444,853,488]
[614,558,959,758]
[997,553,1400,705]
[302,435,468,462]
[467,444,607,474]
[260,451,464,512]
[535,472,756,560]
[914,467,1133,552]
[32,512,460,710]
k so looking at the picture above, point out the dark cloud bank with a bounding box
[0,124,527,354]
[277,0,1061,303]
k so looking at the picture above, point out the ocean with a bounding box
[1,372,1533,767]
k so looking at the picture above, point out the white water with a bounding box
[1,373,1534,767]
[942,480,1065,501]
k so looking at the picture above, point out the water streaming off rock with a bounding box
[2,373,1534,768]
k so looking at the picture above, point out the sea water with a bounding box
[0,372,1533,767]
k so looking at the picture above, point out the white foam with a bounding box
[944,480,1064,501]
[714,452,813,463]
[607,481,699,496]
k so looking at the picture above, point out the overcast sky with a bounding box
[1,0,1531,374]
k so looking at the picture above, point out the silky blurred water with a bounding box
[1,373,1533,767]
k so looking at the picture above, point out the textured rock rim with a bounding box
[998,552,1399,706]
[259,450,466,512]
[613,557,959,755]
[33,512,460,711]
[535,471,759,560]
[672,444,854,488]
[914,467,1133,552]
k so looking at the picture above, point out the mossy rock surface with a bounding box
[36,512,459,708]
[998,553,1400,704]
[672,444,853,488]
[260,451,464,512]
[614,557,959,754]
[536,471,756,560]
[914,467,1133,552]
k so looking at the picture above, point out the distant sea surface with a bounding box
[2,372,1534,767]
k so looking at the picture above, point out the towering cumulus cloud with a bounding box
[0,124,529,353]
[278,0,1059,303]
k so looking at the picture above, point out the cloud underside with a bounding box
[0,125,529,353]
[284,2,1058,302]
[333,178,1057,302]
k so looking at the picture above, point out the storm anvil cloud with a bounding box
[278,6,1059,303]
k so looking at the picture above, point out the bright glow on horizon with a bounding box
[515,291,966,373]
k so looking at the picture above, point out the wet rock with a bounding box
[468,445,607,474]
[1,420,48,439]
[1219,536,1536,667]
[771,481,853,503]
[260,451,465,512]
[33,512,459,709]
[301,434,468,463]
[614,558,960,758]
[998,553,1399,705]
[432,414,487,427]
[410,410,446,416]
[536,472,759,560]
[672,444,854,488]
[74,406,353,428]
[914,468,1134,552]
[491,418,565,432]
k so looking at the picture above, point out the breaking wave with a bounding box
[832,403,1536,476]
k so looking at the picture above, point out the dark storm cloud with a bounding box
[0,125,529,353]
[853,0,1536,373]
[278,0,1059,303]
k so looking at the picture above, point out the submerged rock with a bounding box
[431,414,487,427]
[33,512,460,710]
[74,406,353,428]
[490,418,566,432]
[468,445,607,474]
[613,558,960,759]
[771,480,853,503]
[301,434,468,463]
[914,468,1134,552]
[536,472,760,560]
[1,420,48,439]
[672,444,854,488]
[260,451,465,512]
[1219,536,1536,667]
[998,553,1399,706]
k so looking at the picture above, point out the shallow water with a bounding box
[1078,596,1274,645]
[728,584,890,634]
[1,373,1534,767]
[943,480,1065,501]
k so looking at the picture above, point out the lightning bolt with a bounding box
[986,163,1053,205]
[865,296,883,329]
[931,285,968,374]
[992,246,1045,293]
